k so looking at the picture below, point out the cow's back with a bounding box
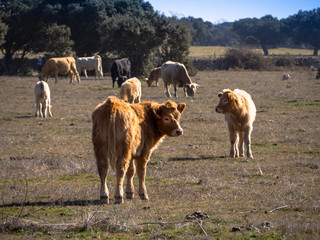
[92,97,141,168]
[162,61,188,83]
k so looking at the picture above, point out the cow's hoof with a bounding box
[114,196,124,204]
[126,192,135,199]
[100,196,109,204]
[139,194,149,201]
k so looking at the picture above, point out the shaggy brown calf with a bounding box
[215,89,256,159]
[92,96,186,204]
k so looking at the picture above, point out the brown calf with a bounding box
[39,57,80,83]
[147,67,161,87]
[215,89,256,159]
[92,96,186,204]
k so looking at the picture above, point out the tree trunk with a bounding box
[313,47,318,56]
[261,44,269,56]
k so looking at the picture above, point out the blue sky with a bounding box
[147,0,319,23]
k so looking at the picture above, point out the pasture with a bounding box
[189,46,315,58]
[0,69,319,239]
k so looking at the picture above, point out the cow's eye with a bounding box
[164,117,170,121]
[223,99,228,103]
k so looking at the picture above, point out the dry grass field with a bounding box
[189,46,315,58]
[0,69,320,239]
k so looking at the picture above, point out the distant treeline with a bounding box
[0,0,319,76]
[179,8,320,56]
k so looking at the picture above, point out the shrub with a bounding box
[224,47,267,70]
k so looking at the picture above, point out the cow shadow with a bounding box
[168,156,226,161]
[0,199,105,208]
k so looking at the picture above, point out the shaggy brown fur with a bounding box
[92,96,186,204]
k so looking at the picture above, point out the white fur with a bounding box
[34,81,52,118]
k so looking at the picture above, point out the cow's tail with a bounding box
[39,81,45,98]
[106,99,117,169]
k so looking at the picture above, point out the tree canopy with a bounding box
[0,0,191,75]
[281,8,320,56]
[232,15,281,56]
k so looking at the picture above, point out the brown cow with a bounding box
[39,57,80,83]
[92,96,186,204]
[146,67,161,87]
[215,89,256,159]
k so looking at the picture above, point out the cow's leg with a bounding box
[173,84,178,98]
[239,131,245,157]
[136,157,149,201]
[35,96,40,117]
[155,79,158,87]
[69,73,73,83]
[48,99,53,117]
[55,74,58,83]
[42,100,48,118]
[70,64,80,83]
[84,69,88,79]
[229,128,239,158]
[95,146,110,203]
[165,83,172,98]
[114,147,131,204]
[126,159,136,199]
[244,127,253,159]
[112,77,115,88]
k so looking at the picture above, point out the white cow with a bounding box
[120,77,142,104]
[76,55,103,79]
[34,81,52,118]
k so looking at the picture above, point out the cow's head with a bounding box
[153,100,186,137]
[117,76,127,87]
[186,83,200,98]
[215,89,239,114]
[146,77,153,87]
[38,72,45,81]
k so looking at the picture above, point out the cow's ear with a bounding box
[218,92,223,98]
[152,105,162,119]
[177,103,186,114]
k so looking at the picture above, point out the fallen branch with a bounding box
[196,220,208,236]
[269,205,288,213]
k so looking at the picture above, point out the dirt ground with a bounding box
[0,70,319,239]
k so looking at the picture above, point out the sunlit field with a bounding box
[189,46,315,58]
[0,69,319,239]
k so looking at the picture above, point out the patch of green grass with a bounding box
[89,87,113,91]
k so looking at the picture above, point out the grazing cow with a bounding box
[282,73,291,80]
[76,55,103,79]
[215,89,256,159]
[39,57,80,83]
[34,81,52,118]
[161,61,199,98]
[120,77,142,104]
[92,96,186,204]
[110,58,131,88]
[147,67,161,87]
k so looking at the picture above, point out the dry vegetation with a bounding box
[189,46,315,58]
[0,69,320,239]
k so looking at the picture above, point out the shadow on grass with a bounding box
[168,156,226,161]
[15,115,33,119]
[1,199,106,208]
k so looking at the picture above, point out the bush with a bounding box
[224,47,268,70]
